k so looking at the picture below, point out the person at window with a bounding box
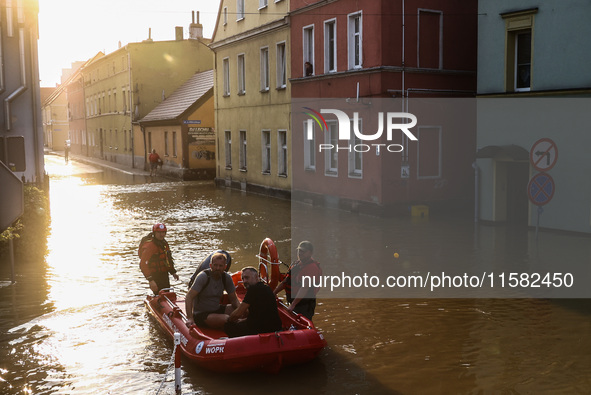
[273,241,322,320]
[304,61,313,76]
[224,267,282,337]
[139,223,179,294]
[185,253,240,330]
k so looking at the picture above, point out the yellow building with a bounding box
[139,70,215,179]
[211,0,291,198]
[42,84,69,152]
[82,30,213,169]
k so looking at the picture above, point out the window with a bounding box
[124,130,127,151]
[225,131,232,168]
[223,7,228,25]
[502,9,536,92]
[259,0,267,9]
[418,10,442,69]
[122,89,127,113]
[223,58,230,96]
[237,54,246,94]
[349,119,362,177]
[324,19,337,73]
[324,121,338,175]
[172,131,177,157]
[237,0,244,20]
[514,31,532,91]
[129,129,133,152]
[148,131,152,152]
[262,130,271,174]
[303,25,315,76]
[239,130,247,170]
[304,120,316,170]
[260,47,270,91]
[113,91,117,112]
[417,126,442,179]
[348,12,362,69]
[276,42,286,89]
[278,130,287,176]
[164,131,169,155]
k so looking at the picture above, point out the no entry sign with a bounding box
[530,138,558,172]
[528,172,555,206]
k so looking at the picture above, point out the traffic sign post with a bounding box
[528,172,555,241]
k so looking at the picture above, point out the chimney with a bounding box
[143,28,153,43]
[189,10,203,39]
[175,26,183,41]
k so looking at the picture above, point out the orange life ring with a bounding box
[259,238,280,290]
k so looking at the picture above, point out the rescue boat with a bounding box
[144,238,326,373]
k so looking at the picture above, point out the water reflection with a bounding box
[0,155,590,394]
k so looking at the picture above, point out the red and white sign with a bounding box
[530,138,558,172]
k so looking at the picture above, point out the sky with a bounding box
[38,0,221,87]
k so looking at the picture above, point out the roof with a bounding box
[140,69,214,123]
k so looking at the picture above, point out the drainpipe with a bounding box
[472,161,479,223]
[128,50,135,168]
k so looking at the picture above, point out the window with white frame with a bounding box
[223,58,230,96]
[261,130,271,174]
[418,10,442,69]
[303,120,316,170]
[172,131,177,157]
[237,0,244,20]
[349,119,362,177]
[237,54,246,94]
[278,130,287,176]
[259,0,267,9]
[417,126,442,179]
[303,25,314,76]
[239,130,247,170]
[325,121,338,175]
[324,19,337,73]
[276,42,286,89]
[348,12,362,69]
[225,131,232,168]
[514,31,532,91]
[260,47,270,91]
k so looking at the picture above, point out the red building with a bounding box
[290,0,477,214]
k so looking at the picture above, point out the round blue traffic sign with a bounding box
[527,172,555,206]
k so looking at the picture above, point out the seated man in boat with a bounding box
[224,267,282,338]
[273,241,322,320]
[185,252,240,330]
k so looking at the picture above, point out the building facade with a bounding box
[139,70,216,179]
[290,0,477,214]
[0,0,45,184]
[82,34,213,169]
[211,0,291,198]
[476,0,591,233]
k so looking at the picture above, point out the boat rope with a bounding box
[155,341,178,395]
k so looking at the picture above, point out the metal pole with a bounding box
[174,332,181,394]
[9,238,15,283]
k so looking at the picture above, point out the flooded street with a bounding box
[1,154,590,394]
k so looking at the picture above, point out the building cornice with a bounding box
[209,17,289,50]
[289,0,340,16]
[290,66,475,83]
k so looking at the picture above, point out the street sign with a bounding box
[528,172,555,206]
[530,138,558,172]
[0,161,24,232]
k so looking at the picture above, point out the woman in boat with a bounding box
[139,223,179,294]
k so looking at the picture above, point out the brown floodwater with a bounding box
[0,154,590,394]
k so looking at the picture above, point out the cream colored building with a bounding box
[82,30,213,169]
[211,0,291,198]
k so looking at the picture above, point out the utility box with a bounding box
[411,205,429,218]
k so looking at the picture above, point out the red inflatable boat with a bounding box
[145,238,326,373]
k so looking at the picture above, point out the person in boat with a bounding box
[273,241,322,320]
[185,252,240,330]
[224,267,282,338]
[139,223,179,294]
